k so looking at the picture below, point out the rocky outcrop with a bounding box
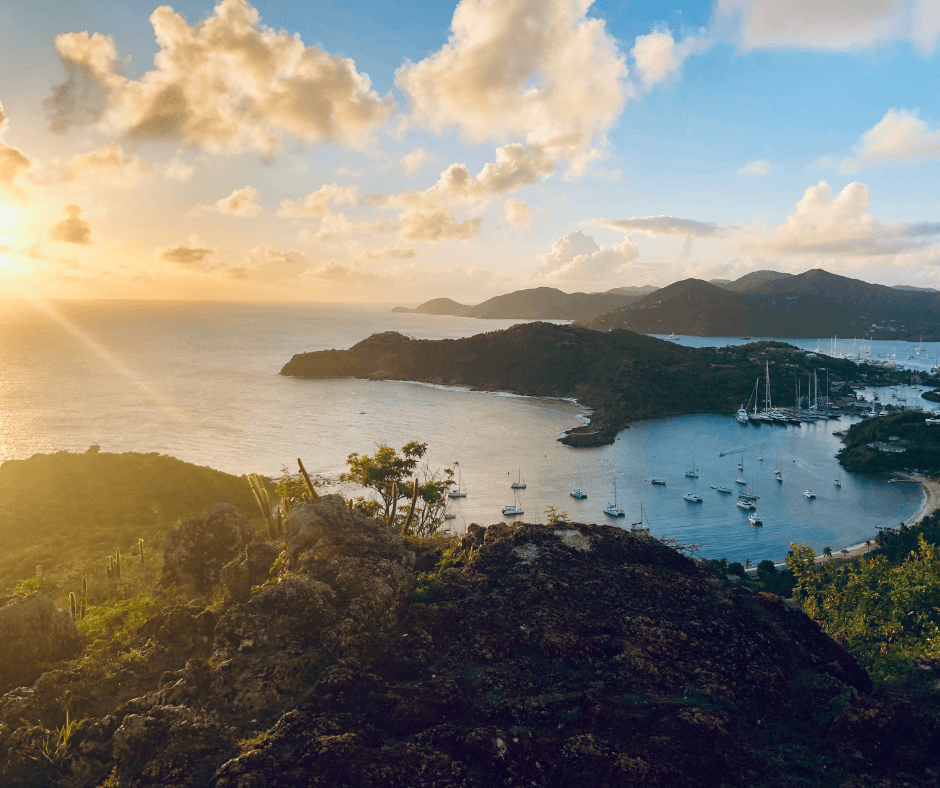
[163,503,257,592]
[2,507,938,786]
[0,592,84,693]
[220,541,282,601]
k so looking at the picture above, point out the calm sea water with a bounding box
[0,301,926,563]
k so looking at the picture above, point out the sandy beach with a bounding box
[817,473,940,565]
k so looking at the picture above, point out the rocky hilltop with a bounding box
[280,322,885,446]
[4,494,938,787]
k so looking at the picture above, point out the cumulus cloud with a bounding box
[47,0,394,154]
[398,206,483,242]
[41,142,150,185]
[737,159,770,176]
[504,199,532,226]
[301,259,362,280]
[194,185,262,217]
[159,244,215,268]
[632,29,710,90]
[843,109,940,170]
[536,229,639,283]
[400,147,431,176]
[597,216,724,238]
[396,0,629,173]
[716,0,940,53]
[0,101,32,203]
[278,183,357,217]
[737,180,940,258]
[244,246,309,279]
[49,204,93,245]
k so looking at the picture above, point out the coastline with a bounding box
[818,472,939,565]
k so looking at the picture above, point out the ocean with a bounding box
[0,300,928,563]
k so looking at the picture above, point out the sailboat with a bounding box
[738,456,744,471]
[501,489,523,516]
[630,503,650,533]
[685,456,699,478]
[738,378,759,425]
[510,469,526,489]
[448,470,467,498]
[748,509,763,526]
[604,479,625,517]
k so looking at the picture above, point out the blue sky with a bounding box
[1,0,939,301]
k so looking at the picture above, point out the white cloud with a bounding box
[278,183,358,217]
[244,246,308,279]
[843,109,940,170]
[197,185,262,217]
[737,180,940,258]
[737,159,770,176]
[49,204,93,245]
[47,0,394,154]
[360,243,416,259]
[396,0,629,173]
[40,142,151,186]
[597,216,724,238]
[164,154,195,181]
[301,259,362,280]
[716,0,940,53]
[504,199,532,226]
[0,101,32,203]
[632,29,710,90]
[400,147,431,176]
[536,229,639,283]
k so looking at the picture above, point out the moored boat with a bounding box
[683,493,703,503]
[804,489,816,499]
[570,489,588,499]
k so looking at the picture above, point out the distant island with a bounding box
[392,285,658,322]
[394,269,940,341]
[281,323,896,446]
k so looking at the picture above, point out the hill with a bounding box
[280,322,882,446]
[838,411,940,474]
[589,269,940,339]
[393,287,645,321]
[0,449,263,605]
[6,494,940,787]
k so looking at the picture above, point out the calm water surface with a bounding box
[0,301,926,563]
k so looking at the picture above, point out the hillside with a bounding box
[280,323,881,446]
[589,269,940,339]
[838,411,940,473]
[0,449,263,605]
[393,287,644,321]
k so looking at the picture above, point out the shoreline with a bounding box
[816,472,939,565]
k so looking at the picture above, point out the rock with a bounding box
[0,592,84,693]
[220,541,282,601]
[162,503,257,593]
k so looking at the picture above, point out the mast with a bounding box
[765,361,771,410]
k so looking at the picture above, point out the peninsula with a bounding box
[280,323,889,447]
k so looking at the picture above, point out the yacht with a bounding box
[667,332,679,340]
[714,485,732,494]
[510,469,526,489]
[502,489,524,516]
[735,477,747,485]
[683,493,703,503]
[570,488,588,499]
[630,503,651,533]
[748,512,763,526]
[804,490,816,499]
[736,499,755,511]
[834,479,841,487]
[604,480,625,517]
[651,478,667,486]
[775,470,783,482]
[685,456,699,478]
[736,406,749,425]
[448,470,467,498]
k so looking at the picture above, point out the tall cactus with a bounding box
[403,477,420,536]
[388,482,398,526]
[248,474,272,519]
[81,577,87,597]
[69,592,76,620]
[138,538,145,564]
[80,599,86,621]
[115,548,122,580]
[297,458,319,503]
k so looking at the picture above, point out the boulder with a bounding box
[0,593,84,693]
[162,503,256,593]
[220,541,282,601]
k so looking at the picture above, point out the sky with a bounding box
[1,0,940,303]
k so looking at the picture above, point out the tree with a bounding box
[823,545,833,558]
[341,442,455,536]
[545,505,569,525]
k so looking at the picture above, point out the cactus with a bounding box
[138,538,145,564]
[296,458,319,503]
[248,474,272,519]
[115,548,122,580]
[81,577,87,597]
[389,482,398,526]
[80,599,86,620]
[403,478,420,536]
[122,584,128,601]
[69,592,76,619]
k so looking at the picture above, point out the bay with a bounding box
[0,300,925,563]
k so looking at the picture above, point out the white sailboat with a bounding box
[448,470,467,498]
[685,456,699,478]
[510,469,526,489]
[630,503,650,534]
[604,479,625,517]
[502,489,523,516]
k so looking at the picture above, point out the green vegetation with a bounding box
[786,539,940,681]
[875,509,940,562]
[341,442,455,536]
[0,449,261,607]
[839,411,940,473]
